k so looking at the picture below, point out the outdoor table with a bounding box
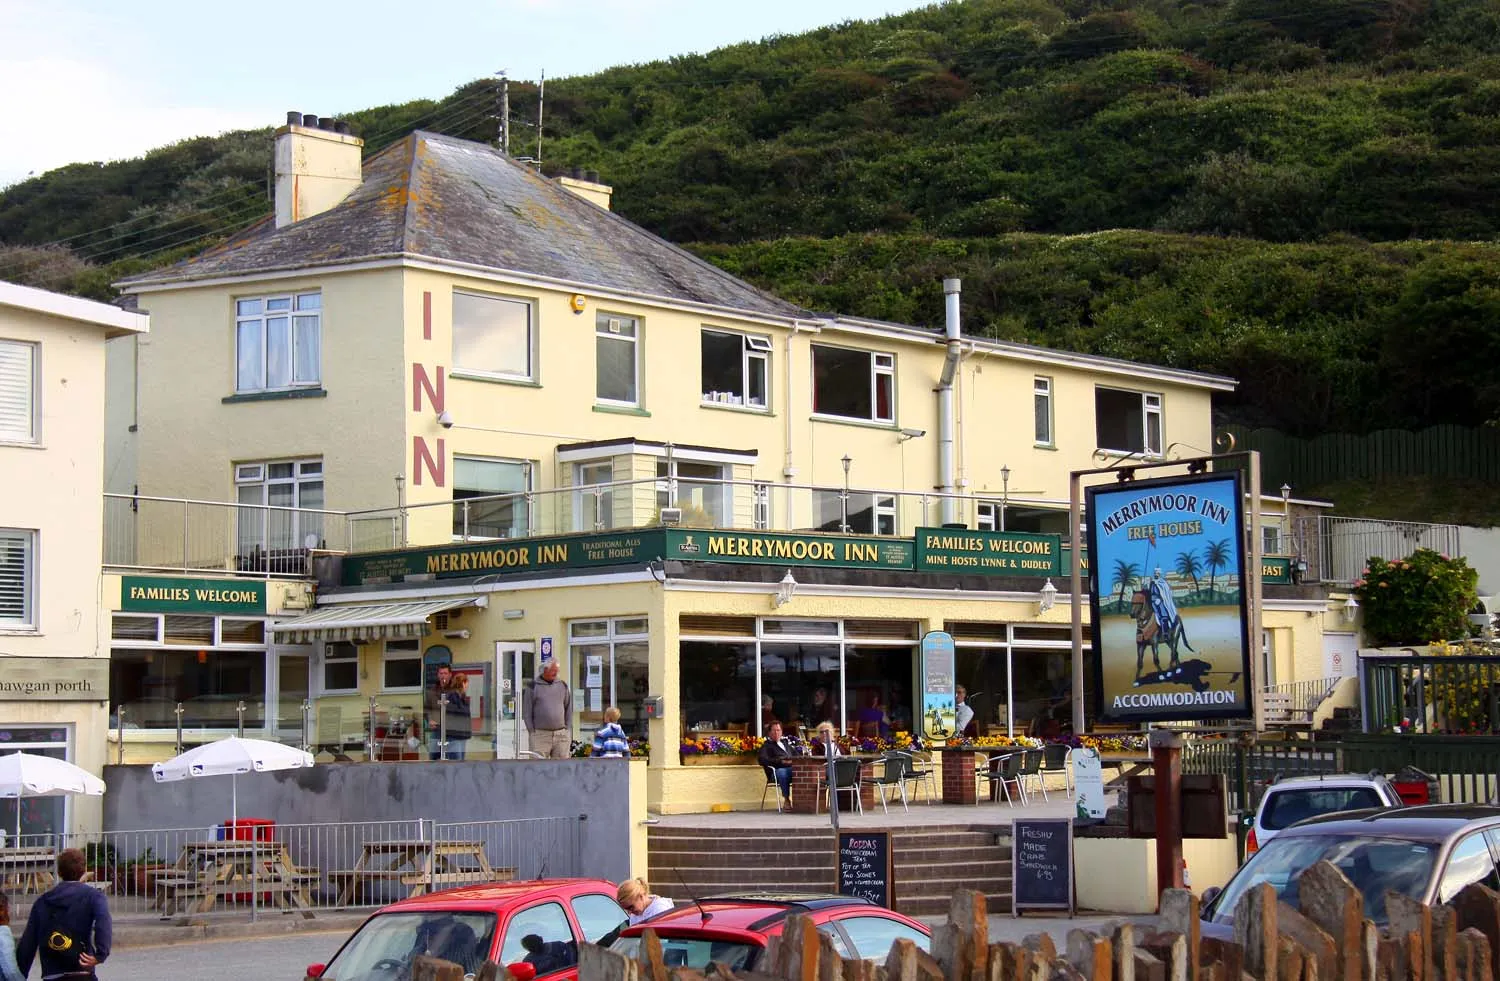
[1098,751,1152,789]
[155,840,317,917]
[0,847,55,893]
[329,839,508,906]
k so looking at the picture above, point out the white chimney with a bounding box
[274,111,364,228]
[554,169,613,211]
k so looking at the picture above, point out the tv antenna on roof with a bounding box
[536,69,545,173]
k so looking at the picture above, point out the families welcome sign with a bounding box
[1085,472,1253,723]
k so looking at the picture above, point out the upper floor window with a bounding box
[1095,387,1161,457]
[453,290,533,381]
[596,313,640,406]
[0,529,36,628]
[0,340,37,444]
[235,292,321,393]
[1034,376,1053,446]
[575,461,615,532]
[454,456,531,540]
[812,344,893,424]
[235,459,325,561]
[701,329,769,410]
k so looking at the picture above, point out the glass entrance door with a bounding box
[496,643,535,759]
[275,653,311,746]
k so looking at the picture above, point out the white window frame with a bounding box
[319,641,360,696]
[811,343,895,424]
[453,456,533,541]
[976,502,999,532]
[595,312,641,407]
[0,340,38,444]
[452,289,536,382]
[700,328,771,410]
[235,458,325,555]
[1033,376,1054,447]
[234,291,321,394]
[0,529,37,630]
[753,482,771,530]
[1094,386,1164,457]
[381,638,423,693]
[574,461,615,532]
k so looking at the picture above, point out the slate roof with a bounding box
[118,131,806,320]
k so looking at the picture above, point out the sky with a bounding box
[0,0,937,188]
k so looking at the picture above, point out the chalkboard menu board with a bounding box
[838,831,893,908]
[1011,819,1073,915]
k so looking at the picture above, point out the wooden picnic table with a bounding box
[0,847,55,893]
[1098,750,1153,788]
[154,840,317,918]
[330,839,508,906]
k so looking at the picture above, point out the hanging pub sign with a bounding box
[1085,471,1253,723]
[919,630,957,743]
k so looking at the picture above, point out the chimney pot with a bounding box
[336,121,352,135]
[587,169,601,183]
[302,113,320,128]
[286,111,302,126]
[570,165,583,179]
[321,118,338,131]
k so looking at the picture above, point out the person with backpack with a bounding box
[17,848,111,980]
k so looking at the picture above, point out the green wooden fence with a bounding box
[1224,424,1500,489]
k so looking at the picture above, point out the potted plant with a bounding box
[114,846,168,896]
[84,841,116,885]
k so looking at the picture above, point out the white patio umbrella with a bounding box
[0,752,106,843]
[151,737,314,826]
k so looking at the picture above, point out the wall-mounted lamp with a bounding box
[1343,594,1360,623]
[443,629,471,640]
[501,609,525,620]
[774,570,798,608]
[898,428,926,442]
[1039,578,1057,614]
[436,410,454,429]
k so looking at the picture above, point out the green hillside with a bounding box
[3,0,1500,443]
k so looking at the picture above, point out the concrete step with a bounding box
[893,860,1010,878]
[892,845,1010,863]
[650,835,837,853]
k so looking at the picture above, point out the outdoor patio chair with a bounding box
[760,764,783,812]
[817,757,864,814]
[905,749,938,803]
[1019,749,1046,801]
[862,752,909,814]
[1041,744,1073,799]
[315,705,361,762]
[975,753,1027,806]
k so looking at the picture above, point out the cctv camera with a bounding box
[437,411,454,429]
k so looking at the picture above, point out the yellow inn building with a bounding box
[99,114,1351,811]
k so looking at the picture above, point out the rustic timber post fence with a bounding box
[362,861,1500,981]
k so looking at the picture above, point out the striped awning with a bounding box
[270,597,480,644]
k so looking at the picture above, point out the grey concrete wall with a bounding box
[102,759,632,881]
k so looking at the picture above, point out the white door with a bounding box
[1324,632,1357,679]
[495,642,536,759]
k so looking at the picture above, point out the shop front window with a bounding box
[569,617,650,739]
[679,641,756,737]
[0,729,70,843]
[760,642,840,740]
[110,649,267,729]
[949,622,1077,738]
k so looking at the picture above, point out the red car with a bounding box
[307,878,629,981]
[609,892,930,970]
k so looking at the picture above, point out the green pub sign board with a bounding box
[665,529,913,569]
[342,531,666,586]
[121,576,267,615]
[914,527,1064,576]
[1261,556,1293,585]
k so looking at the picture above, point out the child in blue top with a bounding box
[591,706,630,758]
[0,892,26,981]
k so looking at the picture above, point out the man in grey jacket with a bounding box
[523,660,572,758]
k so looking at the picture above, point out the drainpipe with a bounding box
[939,280,962,526]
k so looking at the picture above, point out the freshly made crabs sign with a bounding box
[1085,471,1253,723]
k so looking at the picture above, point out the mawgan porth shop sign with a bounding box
[666,529,914,569]
[343,531,663,585]
[0,657,108,701]
[915,528,1063,576]
[1085,471,1253,724]
[121,576,267,615]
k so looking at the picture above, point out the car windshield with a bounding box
[1262,788,1387,830]
[322,911,497,981]
[1209,835,1436,925]
[610,934,761,971]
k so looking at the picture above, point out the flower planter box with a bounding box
[680,755,755,766]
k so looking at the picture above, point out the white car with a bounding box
[1247,773,1403,856]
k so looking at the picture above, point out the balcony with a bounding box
[102,484,1462,581]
